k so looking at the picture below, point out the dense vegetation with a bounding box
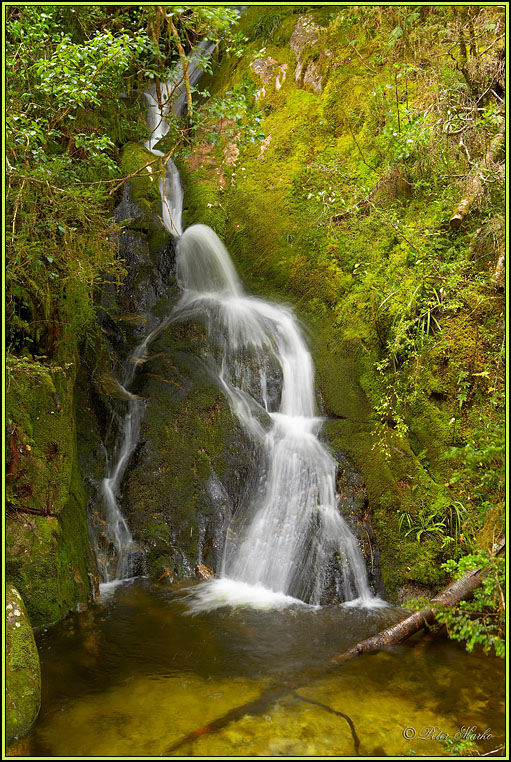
[5,5,244,366]
[5,2,505,669]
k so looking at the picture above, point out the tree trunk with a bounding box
[333,541,504,663]
[450,120,505,228]
[168,17,193,118]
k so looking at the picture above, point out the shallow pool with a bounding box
[8,579,505,757]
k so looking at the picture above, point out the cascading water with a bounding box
[94,32,380,608]
[143,38,216,236]
[96,355,142,583]
[172,226,380,610]
[93,61,191,583]
[144,81,183,237]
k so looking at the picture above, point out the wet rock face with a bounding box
[5,585,41,742]
[122,315,258,582]
[81,189,179,579]
[86,187,258,583]
[325,450,386,601]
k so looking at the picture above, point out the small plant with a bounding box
[398,508,446,542]
[433,553,505,658]
[441,736,479,756]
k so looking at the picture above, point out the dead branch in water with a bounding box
[163,540,504,755]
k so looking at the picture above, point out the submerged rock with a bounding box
[5,585,41,742]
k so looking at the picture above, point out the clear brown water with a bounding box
[8,579,505,758]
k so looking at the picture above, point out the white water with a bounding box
[184,578,308,612]
[97,340,145,582]
[174,225,379,609]
[143,38,217,237]
[97,35,380,607]
[96,312,178,583]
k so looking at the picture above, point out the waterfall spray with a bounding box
[93,37,380,609]
[173,225,381,610]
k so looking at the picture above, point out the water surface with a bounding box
[8,579,505,757]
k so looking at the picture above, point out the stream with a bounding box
[8,36,506,759]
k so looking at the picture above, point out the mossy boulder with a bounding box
[119,142,167,247]
[5,585,41,742]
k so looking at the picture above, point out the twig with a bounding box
[12,177,26,234]
[291,690,360,755]
[108,147,176,196]
[363,527,374,573]
[345,115,380,175]
[478,33,505,58]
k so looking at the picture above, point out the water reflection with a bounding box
[10,580,505,758]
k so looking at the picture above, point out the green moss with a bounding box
[178,159,228,238]
[121,142,162,206]
[310,315,373,423]
[380,539,445,590]
[5,585,41,742]
[6,370,76,517]
[6,369,95,627]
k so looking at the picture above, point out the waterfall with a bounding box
[93,34,380,609]
[96,357,142,583]
[173,226,380,610]
[143,37,217,236]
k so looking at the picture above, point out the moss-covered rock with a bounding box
[123,316,255,580]
[5,585,41,742]
[6,368,97,627]
[121,142,162,207]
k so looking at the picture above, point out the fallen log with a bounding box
[164,540,505,755]
[449,119,505,229]
[332,538,505,664]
